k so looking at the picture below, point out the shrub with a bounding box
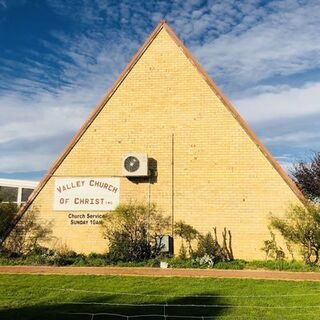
[291,152,320,202]
[0,202,18,244]
[167,256,201,269]
[270,203,320,264]
[174,221,199,256]
[196,254,214,267]
[175,221,234,262]
[47,253,77,266]
[3,206,53,256]
[196,232,216,257]
[213,259,246,270]
[178,243,187,259]
[196,228,234,262]
[38,245,86,266]
[261,229,286,260]
[102,202,170,262]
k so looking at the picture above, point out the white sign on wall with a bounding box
[54,177,120,211]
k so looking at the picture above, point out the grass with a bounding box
[245,260,320,272]
[0,274,320,319]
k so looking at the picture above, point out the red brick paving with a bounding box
[0,266,320,281]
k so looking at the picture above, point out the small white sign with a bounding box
[54,177,120,211]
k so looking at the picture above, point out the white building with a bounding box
[0,178,38,205]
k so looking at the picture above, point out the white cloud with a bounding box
[234,82,320,123]
[233,82,320,160]
[1,0,320,175]
[0,152,54,173]
[190,0,320,88]
[0,18,141,173]
[0,91,91,172]
[264,131,320,144]
[0,1,142,174]
[0,95,88,145]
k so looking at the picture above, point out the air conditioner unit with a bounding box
[122,153,149,177]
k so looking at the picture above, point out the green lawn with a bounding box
[0,274,320,319]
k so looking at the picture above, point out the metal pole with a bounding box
[147,176,151,243]
[171,133,175,238]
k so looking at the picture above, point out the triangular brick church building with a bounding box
[6,21,304,259]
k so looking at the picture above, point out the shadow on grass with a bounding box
[0,292,229,320]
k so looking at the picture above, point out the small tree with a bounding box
[261,228,285,260]
[102,202,170,262]
[4,206,53,256]
[196,228,234,262]
[178,243,187,259]
[174,221,199,256]
[175,222,234,261]
[197,232,216,258]
[270,203,320,264]
[291,153,320,202]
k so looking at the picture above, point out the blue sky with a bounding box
[0,0,320,181]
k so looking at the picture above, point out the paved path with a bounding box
[0,265,320,281]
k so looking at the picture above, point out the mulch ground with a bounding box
[1,265,320,281]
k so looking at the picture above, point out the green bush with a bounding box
[270,203,320,264]
[196,231,234,263]
[261,229,286,260]
[1,251,320,272]
[0,202,18,244]
[196,232,216,257]
[178,243,187,259]
[102,202,170,262]
[3,206,52,256]
[213,259,246,270]
[174,221,199,256]
[175,221,234,263]
[246,260,320,272]
[167,257,202,269]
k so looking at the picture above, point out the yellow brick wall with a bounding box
[23,28,301,259]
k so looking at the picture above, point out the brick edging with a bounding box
[0,266,320,281]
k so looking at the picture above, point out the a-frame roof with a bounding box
[1,20,305,244]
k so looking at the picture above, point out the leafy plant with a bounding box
[174,221,199,256]
[261,228,285,260]
[0,202,18,243]
[102,202,170,262]
[291,152,320,202]
[178,243,187,260]
[175,221,234,262]
[196,254,214,267]
[196,232,215,257]
[270,203,320,264]
[196,228,234,262]
[3,206,53,256]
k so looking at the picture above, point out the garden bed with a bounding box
[0,255,320,272]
